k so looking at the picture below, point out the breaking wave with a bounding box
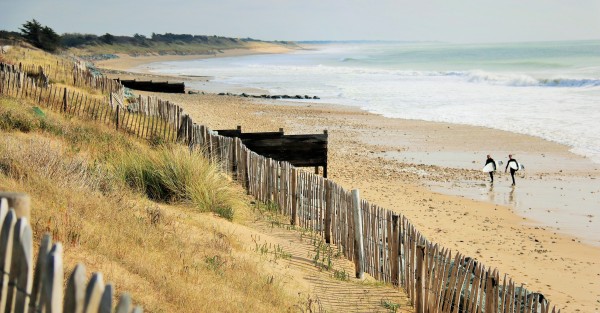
[460,70,600,88]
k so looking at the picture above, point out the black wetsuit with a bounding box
[505,158,518,185]
[485,157,496,182]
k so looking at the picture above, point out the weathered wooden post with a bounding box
[324,180,332,244]
[290,168,299,226]
[62,88,67,113]
[416,244,425,313]
[115,105,120,131]
[64,264,86,313]
[9,217,33,313]
[0,192,30,220]
[323,130,328,178]
[43,243,64,313]
[391,214,400,286]
[352,189,364,279]
[485,274,498,313]
[84,272,105,312]
[0,209,16,312]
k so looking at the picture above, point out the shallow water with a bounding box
[428,177,600,246]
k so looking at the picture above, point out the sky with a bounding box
[1,0,599,43]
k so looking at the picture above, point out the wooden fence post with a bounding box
[0,210,16,312]
[31,234,51,309]
[62,88,67,113]
[116,106,120,131]
[43,243,63,313]
[323,130,328,178]
[485,274,498,313]
[391,214,400,286]
[290,168,298,226]
[84,272,105,312]
[64,263,86,313]
[0,192,30,220]
[9,218,33,313]
[100,284,113,313]
[115,294,132,313]
[324,180,332,244]
[415,244,425,313]
[352,189,364,279]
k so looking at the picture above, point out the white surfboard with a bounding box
[482,163,494,172]
[508,161,524,171]
[482,160,503,172]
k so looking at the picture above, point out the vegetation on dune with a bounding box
[112,145,240,220]
[1,19,297,56]
[0,51,297,311]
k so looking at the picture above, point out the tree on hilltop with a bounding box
[100,33,115,44]
[20,19,61,52]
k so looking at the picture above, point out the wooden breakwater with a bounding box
[0,59,560,313]
[216,126,328,177]
[0,193,141,313]
[117,79,185,94]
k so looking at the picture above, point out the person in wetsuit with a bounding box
[485,155,496,183]
[505,154,518,186]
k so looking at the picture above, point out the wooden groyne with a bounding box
[216,126,328,177]
[118,79,185,93]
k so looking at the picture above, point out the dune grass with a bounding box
[111,144,240,220]
[0,93,298,312]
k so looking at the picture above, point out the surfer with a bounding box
[505,154,518,186]
[485,155,496,183]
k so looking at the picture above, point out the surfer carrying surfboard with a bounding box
[505,154,519,186]
[485,155,496,183]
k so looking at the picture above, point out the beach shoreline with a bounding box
[93,52,600,312]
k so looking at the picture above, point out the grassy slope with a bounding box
[0,49,299,312]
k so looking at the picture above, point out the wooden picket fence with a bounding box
[1,58,124,103]
[0,67,182,143]
[0,61,561,313]
[0,193,142,313]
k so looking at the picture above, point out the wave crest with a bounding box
[461,70,600,87]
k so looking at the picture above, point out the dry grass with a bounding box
[110,144,242,220]
[1,45,105,96]
[0,95,299,312]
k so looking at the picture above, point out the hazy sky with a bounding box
[1,0,599,43]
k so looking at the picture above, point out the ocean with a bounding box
[145,40,600,164]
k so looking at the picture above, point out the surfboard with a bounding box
[508,161,524,171]
[482,160,503,172]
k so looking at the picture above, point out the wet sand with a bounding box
[95,54,600,312]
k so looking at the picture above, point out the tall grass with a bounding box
[111,146,240,220]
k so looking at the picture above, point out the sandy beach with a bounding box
[95,52,600,312]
